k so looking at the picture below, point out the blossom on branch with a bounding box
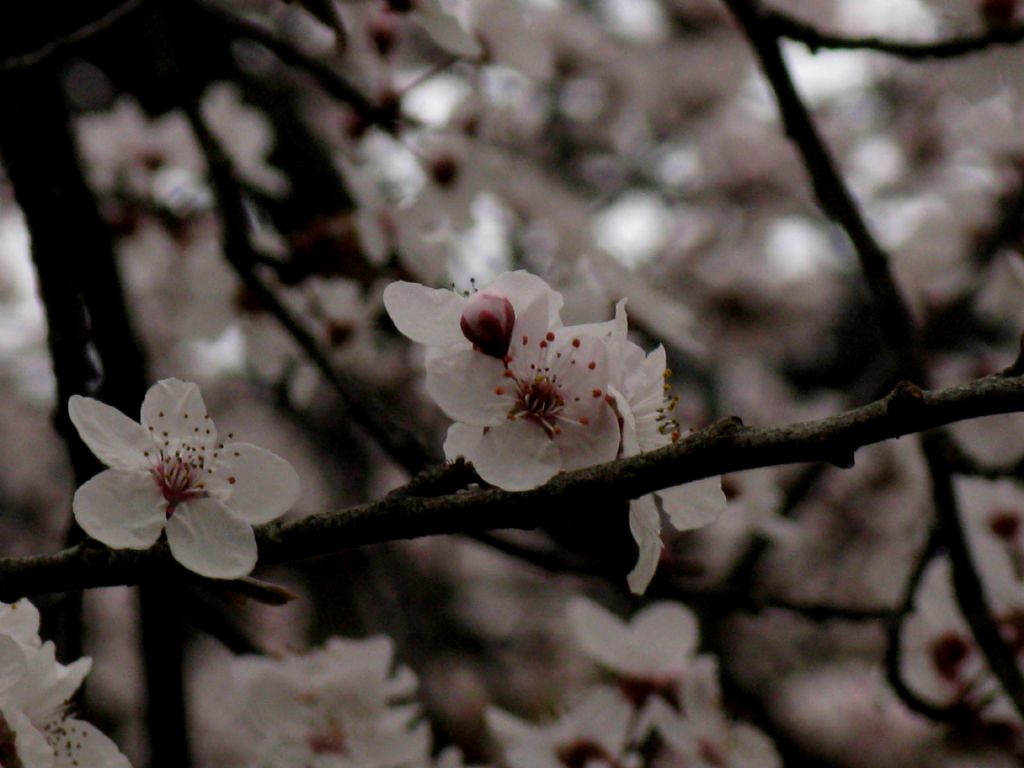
[384,271,620,491]
[69,378,301,579]
[598,309,725,593]
[384,270,723,592]
[0,598,131,768]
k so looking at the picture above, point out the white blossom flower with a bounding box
[901,552,1024,740]
[639,658,781,768]
[0,599,131,768]
[424,746,492,768]
[486,686,637,768]
[398,0,483,59]
[592,304,725,593]
[69,378,301,579]
[384,271,621,490]
[567,597,699,708]
[234,636,430,768]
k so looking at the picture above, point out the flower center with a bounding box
[151,445,209,516]
[308,725,347,755]
[930,632,970,682]
[617,676,679,710]
[556,740,617,768]
[512,376,565,434]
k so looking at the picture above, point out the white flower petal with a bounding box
[426,348,510,424]
[507,293,555,370]
[489,270,564,326]
[0,600,42,650]
[383,282,468,347]
[140,378,215,447]
[68,396,150,471]
[627,495,662,595]
[9,643,89,722]
[413,3,483,58]
[731,723,782,768]
[51,718,132,768]
[220,443,300,524]
[7,708,54,768]
[545,334,609,406]
[472,419,559,490]
[555,400,621,472]
[0,635,28,693]
[632,603,700,662]
[72,470,167,549]
[486,706,540,745]
[569,298,628,342]
[608,385,640,456]
[565,687,634,756]
[165,498,257,578]
[659,476,726,532]
[566,598,634,672]
[443,422,484,460]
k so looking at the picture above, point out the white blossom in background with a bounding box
[425,746,492,768]
[898,476,1024,734]
[69,378,300,578]
[406,132,491,233]
[486,686,637,768]
[75,97,205,211]
[901,551,1024,748]
[640,658,781,768]
[233,636,430,768]
[567,597,699,707]
[566,598,780,767]
[338,140,451,284]
[0,598,132,768]
[401,0,483,59]
[202,82,290,197]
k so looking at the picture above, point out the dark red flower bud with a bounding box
[460,290,515,358]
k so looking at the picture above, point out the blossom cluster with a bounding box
[384,271,725,593]
[231,635,463,768]
[900,477,1024,747]
[487,597,780,768]
[228,597,778,768]
[0,598,131,768]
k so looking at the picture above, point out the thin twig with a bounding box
[923,434,1024,722]
[723,0,925,380]
[183,94,438,474]
[765,9,1024,61]
[0,0,147,73]
[188,0,383,121]
[881,526,963,720]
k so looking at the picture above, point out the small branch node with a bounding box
[887,381,927,418]
[1001,331,1024,377]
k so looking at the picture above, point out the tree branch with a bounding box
[3,373,1024,598]
[187,0,387,124]
[0,0,146,73]
[765,8,1024,61]
[723,0,925,379]
[183,93,439,474]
